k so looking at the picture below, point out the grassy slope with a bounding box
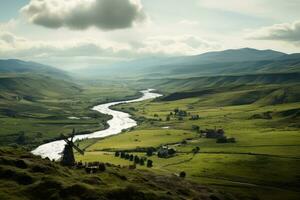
[0,74,139,147]
[0,147,229,200]
[77,81,300,200]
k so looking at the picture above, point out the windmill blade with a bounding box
[71,143,85,155]
[71,134,75,142]
[63,138,70,144]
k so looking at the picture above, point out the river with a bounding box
[31,89,162,160]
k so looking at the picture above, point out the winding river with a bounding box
[32,89,162,160]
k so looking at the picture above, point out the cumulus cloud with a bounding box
[247,20,300,43]
[178,20,199,26]
[21,0,146,30]
[198,0,300,20]
[136,35,220,56]
[0,31,220,68]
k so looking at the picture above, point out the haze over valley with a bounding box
[0,1,300,200]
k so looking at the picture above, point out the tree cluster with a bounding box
[115,151,153,168]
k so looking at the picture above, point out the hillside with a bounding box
[0,147,229,200]
[76,48,300,78]
[0,59,69,79]
[136,72,300,93]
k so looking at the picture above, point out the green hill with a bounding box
[0,59,69,79]
[0,147,228,200]
[76,48,300,78]
[137,73,300,93]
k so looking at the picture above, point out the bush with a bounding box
[216,137,236,143]
[115,151,120,157]
[192,146,200,154]
[129,154,134,161]
[192,125,200,132]
[147,160,153,168]
[16,132,26,145]
[166,116,170,121]
[179,171,186,178]
[99,163,106,172]
[15,159,28,169]
[146,147,155,156]
[139,159,145,166]
[134,156,140,164]
[120,152,125,158]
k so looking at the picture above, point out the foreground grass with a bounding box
[0,147,228,200]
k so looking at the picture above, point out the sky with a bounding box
[0,0,300,70]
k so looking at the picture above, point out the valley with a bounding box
[75,79,300,200]
[1,48,300,200]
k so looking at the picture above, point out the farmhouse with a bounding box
[157,146,176,158]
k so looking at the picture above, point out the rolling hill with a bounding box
[0,59,69,79]
[0,59,80,101]
[76,48,300,78]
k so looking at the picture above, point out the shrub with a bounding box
[179,171,186,178]
[146,147,155,156]
[192,146,200,154]
[134,156,140,164]
[166,116,170,121]
[16,132,26,145]
[129,154,134,161]
[120,152,125,158]
[139,159,145,166]
[99,163,106,172]
[192,125,200,132]
[115,151,120,157]
[147,160,153,168]
[15,159,28,169]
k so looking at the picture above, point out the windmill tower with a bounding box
[60,129,84,166]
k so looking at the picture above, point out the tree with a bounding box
[125,153,130,160]
[166,115,170,121]
[168,148,176,155]
[120,152,126,158]
[115,151,120,157]
[174,108,179,115]
[140,159,145,166]
[134,155,140,164]
[147,160,153,168]
[192,146,200,154]
[192,125,200,132]
[129,154,134,161]
[179,171,186,178]
[146,147,154,156]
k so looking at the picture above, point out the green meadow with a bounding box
[0,77,139,147]
[76,83,300,200]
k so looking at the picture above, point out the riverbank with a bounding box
[32,89,162,160]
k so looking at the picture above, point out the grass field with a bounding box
[76,83,300,200]
[0,78,139,147]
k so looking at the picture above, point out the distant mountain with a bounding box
[0,59,69,79]
[76,48,297,78]
[176,48,286,65]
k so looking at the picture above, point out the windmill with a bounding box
[60,129,84,166]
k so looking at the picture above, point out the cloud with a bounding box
[247,20,300,43]
[198,0,300,20]
[0,31,220,68]
[134,35,220,56]
[21,0,146,30]
[179,20,199,26]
